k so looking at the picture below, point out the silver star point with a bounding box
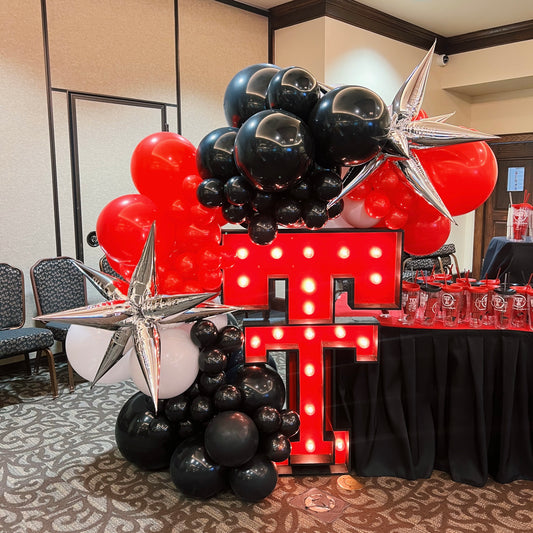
[35,223,240,412]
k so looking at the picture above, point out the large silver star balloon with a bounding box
[329,42,498,220]
[35,224,238,411]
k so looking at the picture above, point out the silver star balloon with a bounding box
[329,42,498,220]
[35,224,238,411]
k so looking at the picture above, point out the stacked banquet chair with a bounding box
[99,255,124,280]
[0,263,59,397]
[30,256,88,393]
[402,244,460,281]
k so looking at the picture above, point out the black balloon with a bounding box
[267,66,321,122]
[196,178,225,207]
[164,394,189,422]
[228,454,278,502]
[189,394,214,423]
[280,409,301,437]
[224,63,281,127]
[199,348,227,375]
[308,85,390,167]
[222,202,251,224]
[185,381,201,400]
[198,371,226,396]
[311,170,343,201]
[196,127,239,180]
[176,419,197,440]
[253,405,281,434]
[115,392,179,470]
[248,213,277,246]
[217,325,245,353]
[274,197,302,226]
[234,364,286,413]
[214,384,242,411]
[289,178,312,201]
[205,411,259,467]
[262,432,291,462]
[190,320,219,349]
[170,442,227,499]
[252,190,277,213]
[198,348,228,374]
[224,175,253,206]
[328,199,344,219]
[302,200,329,229]
[234,109,314,192]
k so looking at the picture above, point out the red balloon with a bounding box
[384,207,408,229]
[96,194,157,266]
[415,141,497,216]
[131,132,198,207]
[403,213,451,255]
[347,180,371,201]
[364,191,391,218]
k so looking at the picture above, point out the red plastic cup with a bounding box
[401,281,420,325]
[455,278,476,323]
[492,285,516,329]
[527,287,533,331]
[468,285,489,328]
[441,283,463,327]
[418,283,442,326]
[511,286,529,329]
[480,279,500,326]
[510,204,531,241]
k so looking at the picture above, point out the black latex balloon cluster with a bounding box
[196,64,390,245]
[115,318,300,502]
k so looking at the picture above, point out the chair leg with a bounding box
[24,353,32,375]
[41,348,58,398]
[67,361,75,392]
[34,350,42,374]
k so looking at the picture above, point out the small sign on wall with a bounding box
[507,167,525,191]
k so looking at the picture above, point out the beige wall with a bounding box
[178,0,268,145]
[274,18,533,271]
[1,0,268,323]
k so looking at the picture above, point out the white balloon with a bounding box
[341,198,381,228]
[128,323,199,399]
[324,215,351,229]
[65,325,131,384]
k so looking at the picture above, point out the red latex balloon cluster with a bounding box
[97,132,232,294]
[341,139,497,255]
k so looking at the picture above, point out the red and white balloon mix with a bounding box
[97,132,231,295]
[334,139,497,255]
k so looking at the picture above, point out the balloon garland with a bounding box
[196,46,497,251]
[115,318,301,502]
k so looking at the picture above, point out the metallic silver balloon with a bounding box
[390,41,436,120]
[72,261,126,300]
[35,224,240,412]
[332,43,497,221]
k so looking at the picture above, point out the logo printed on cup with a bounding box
[513,295,527,310]
[406,297,418,312]
[492,294,506,311]
[441,293,456,309]
[474,293,487,311]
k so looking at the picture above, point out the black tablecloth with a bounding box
[481,236,533,283]
[342,326,533,486]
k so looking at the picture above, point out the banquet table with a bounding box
[339,324,533,487]
[480,236,533,283]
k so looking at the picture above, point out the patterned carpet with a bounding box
[1,360,532,533]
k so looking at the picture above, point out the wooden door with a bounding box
[473,133,533,277]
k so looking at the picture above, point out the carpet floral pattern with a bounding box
[1,362,532,533]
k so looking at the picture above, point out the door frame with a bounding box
[473,132,533,277]
[66,91,173,262]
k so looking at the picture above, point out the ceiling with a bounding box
[242,0,533,37]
